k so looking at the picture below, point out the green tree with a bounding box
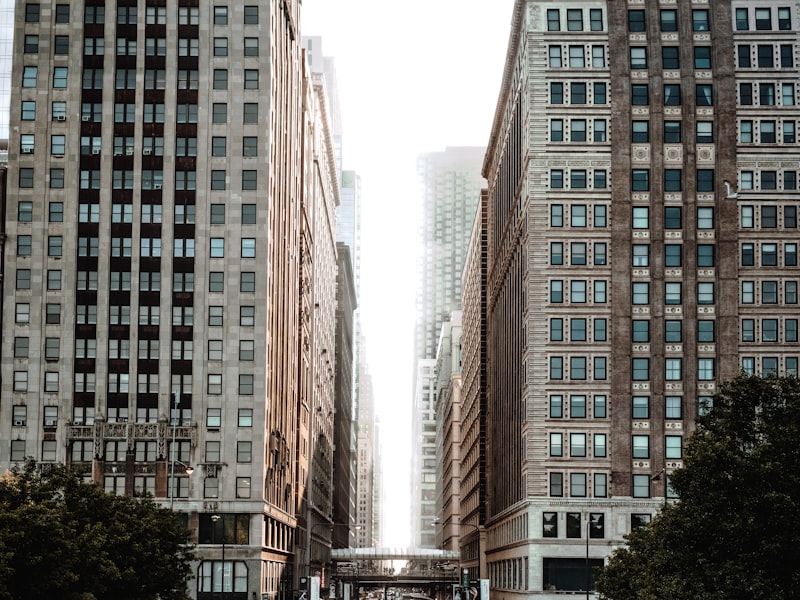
[596,375,800,600]
[0,460,195,600]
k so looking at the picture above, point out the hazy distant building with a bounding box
[412,146,485,547]
[0,3,341,599]
[410,357,438,547]
[474,0,800,596]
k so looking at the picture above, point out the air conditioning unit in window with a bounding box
[143,149,152,155]
[92,148,100,155]
[82,115,91,121]
[13,420,25,427]
[44,419,58,427]
[21,147,33,154]
[153,184,162,190]
[126,148,134,155]
[53,154,64,159]
[114,151,122,156]
[55,115,66,121]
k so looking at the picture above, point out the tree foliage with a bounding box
[597,375,800,600]
[0,460,195,600]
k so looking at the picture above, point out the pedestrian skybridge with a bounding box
[330,548,459,562]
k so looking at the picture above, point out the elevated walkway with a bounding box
[330,547,459,562]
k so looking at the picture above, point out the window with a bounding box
[664,244,683,268]
[697,244,715,267]
[244,5,259,23]
[244,103,259,123]
[757,45,773,68]
[698,320,715,343]
[241,272,256,292]
[696,84,713,106]
[660,9,677,31]
[567,9,582,31]
[233,409,253,429]
[214,37,228,56]
[762,243,778,266]
[213,69,228,90]
[664,396,683,421]
[665,358,682,381]
[242,170,257,190]
[693,9,709,31]
[237,441,252,463]
[738,45,752,68]
[633,475,651,498]
[550,280,563,303]
[632,435,649,459]
[630,47,647,70]
[778,7,791,29]
[549,433,563,457]
[760,83,776,106]
[632,84,649,105]
[740,83,753,105]
[594,433,607,458]
[631,121,649,143]
[568,46,584,68]
[665,282,682,305]
[665,436,683,459]
[571,242,586,265]
[543,512,558,538]
[664,169,682,192]
[632,170,650,191]
[570,170,587,188]
[570,473,586,497]
[696,121,713,143]
[632,358,650,381]
[239,375,253,395]
[698,358,715,380]
[211,171,226,191]
[632,244,649,267]
[550,120,563,142]
[214,5,228,24]
[755,7,771,30]
[244,69,259,89]
[664,84,681,106]
[570,395,586,418]
[628,10,645,32]
[694,46,712,70]
[593,82,606,104]
[550,318,563,342]
[550,357,563,380]
[697,169,714,192]
[570,357,586,380]
[662,47,680,70]
[550,82,563,104]
[632,282,649,305]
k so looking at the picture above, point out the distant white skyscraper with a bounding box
[411,146,485,547]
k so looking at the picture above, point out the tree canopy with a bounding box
[0,460,194,600]
[596,375,800,600]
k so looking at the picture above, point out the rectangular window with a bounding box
[698,320,715,342]
[543,512,558,538]
[549,395,563,419]
[665,396,682,420]
[570,473,586,497]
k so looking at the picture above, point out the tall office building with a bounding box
[473,0,800,595]
[0,1,342,598]
[412,146,484,546]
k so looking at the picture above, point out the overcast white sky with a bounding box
[301,0,515,546]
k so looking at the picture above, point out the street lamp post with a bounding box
[167,393,195,509]
[212,514,226,598]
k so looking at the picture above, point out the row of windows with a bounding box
[739,170,799,191]
[550,242,608,266]
[740,82,796,106]
[630,119,715,143]
[742,356,799,377]
[549,118,607,142]
[630,281,717,306]
[549,81,606,105]
[741,242,799,267]
[550,204,607,228]
[18,135,261,158]
[546,8,604,32]
[21,66,263,91]
[21,100,259,125]
[16,168,261,191]
[549,318,607,342]
[548,45,606,69]
[736,44,795,69]
[742,280,800,304]
[24,35,262,58]
[627,8,711,32]
[550,432,610,458]
[17,235,260,259]
[14,268,259,293]
[9,370,259,396]
[23,2,260,25]
[549,169,607,189]
[629,82,795,107]
[631,205,715,230]
[549,280,607,304]
[548,394,607,419]
[18,201,254,227]
[629,395,686,420]
[630,46,718,71]
[739,119,797,144]
[548,356,608,380]
[633,319,716,344]
[13,334,263,362]
[742,318,800,343]
[549,473,608,499]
